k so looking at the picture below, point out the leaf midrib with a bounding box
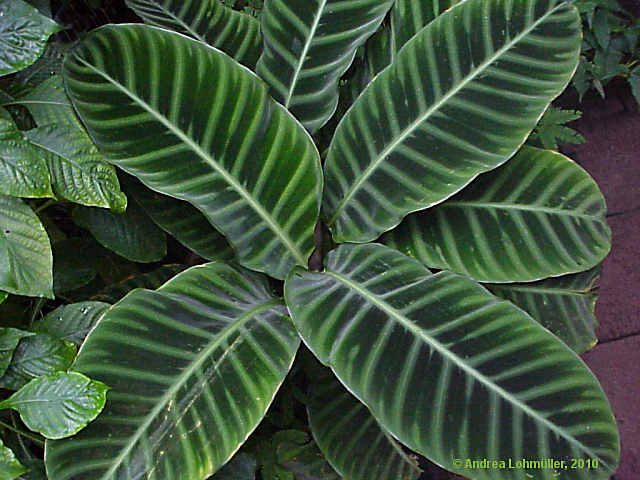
[96,296,282,480]
[327,2,566,225]
[442,201,605,220]
[324,269,612,468]
[73,55,306,265]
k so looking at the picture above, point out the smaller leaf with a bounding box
[0,328,35,377]
[629,65,640,106]
[73,203,167,263]
[91,264,185,303]
[0,292,6,303]
[0,372,108,439]
[0,334,76,390]
[0,118,53,199]
[213,452,257,480]
[0,438,28,480]
[33,301,110,345]
[52,238,99,294]
[592,7,610,49]
[0,0,62,76]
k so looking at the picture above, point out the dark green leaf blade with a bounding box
[0,328,35,377]
[63,24,322,280]
[33,301,110,345]
[0,438,28,480]
[0,118,53,199]
[0,372,108,440]
[392,0,461,52]
[0,333,76,390]
[73,203,167,263]
[212,452,257,480]
[91,264,186,303]
[0,195,53,298]
[382,147,611,282]
[323,0,582,242]
[308,367,421,480]
[0,0,62,76]
[125,0,262,69]
[45,262,300,480]
[487,267,601,354]
[285,244,619,480]
[257,0,394,132]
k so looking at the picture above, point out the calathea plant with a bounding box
[0,0,620,479]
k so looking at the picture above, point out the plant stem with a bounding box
[33,199,57,214]
[0,419,44,446]
[29,298,47,328]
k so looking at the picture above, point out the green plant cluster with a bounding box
[0,1,622,480]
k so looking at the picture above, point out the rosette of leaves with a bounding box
[0,0,622,479]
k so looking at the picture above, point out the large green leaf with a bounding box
[0,328,34,377]
[91,264,186,303]
[0,118,53,199]
[488,267,601,354]
[285,244,619,480]
[125,0,262,69]
[0,372,108,440]
[0,0,62,76]
[63,24,322,280]
[0,195,53,298]
[392,0,461,52]
[73,203,167,263]
[45,262,300,480]
[0,438,28,480]
[308,367,421,480]
[257,0,394,132]
[122,176,233,261]
[323,0,582,242]
[0,333,76,390]
[16,76,127,212]
[382,147,611,282]
[34,301,110,345]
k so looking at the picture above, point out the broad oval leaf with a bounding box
[0,195,53,298]
[73,204,167,263]
[17,76,127,212]
[323,0,582,242]
[285,244,619,480]
[0,327,35,377]
[0,333,76,391]
[382,147,611,282]
[63,24,322,280]
[257,0,394,132]
[45,262,300,480]
[122,176,233,261]
[0,0,62,76]
[488,267,601,354]
[0,438,28,480]
[308,367,421,480]
[0,372,108,440]
[34,301,110,346]
[0,118,53,199]
[125,0,262,69]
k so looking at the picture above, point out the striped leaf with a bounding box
[308,367,421,480]
[323,0,581,242]
[63,24,322,280]
[392,0,461,52]
[122,176,234,261]
[0,195,53,298]
[257,0,394,132]
[0,118,54,199]
[16,76,127,212]
[285,244,619,480]
[125,0,262,69]
[488,267,601,354]
[382,147,611,282]
[45,262,300,480]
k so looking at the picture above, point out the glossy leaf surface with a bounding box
[488,267,601,354]
[0,195,53,298]
[123,176,233,261]
[0,0,62,76]
[73,204,167,263]
[285,244,619,480]
[46,262,300,480]
[18,76,127,212]
[308,367,421,480]
[0,118,53,199]
[257,0,393,132]
[0,328,34,377]
[0,334,76,390]
[92,264,185,303]
[392,0,461,52]
[63,24,322,279]
[383,147,611,282]
[34,302,110,345]
[0,372,108,439]
[0,438,28,480]
[323,0,581,242]
[125,0,262,68]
